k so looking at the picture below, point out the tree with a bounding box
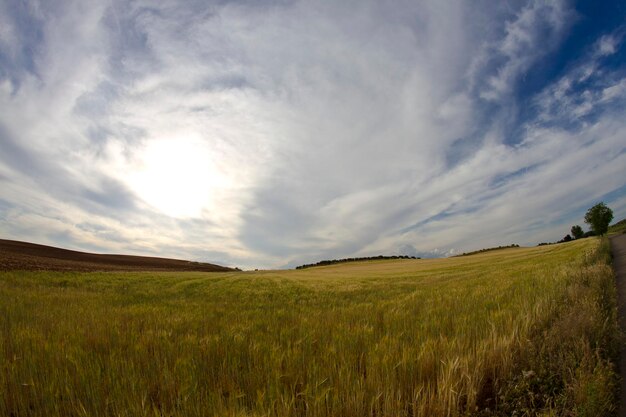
[571,225,584,239]
[584,202,614,236]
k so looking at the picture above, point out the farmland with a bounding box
[0,238,619,416]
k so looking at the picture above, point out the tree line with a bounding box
[456,244,520,257]
[295,255,420,270]
[543,202,614,245]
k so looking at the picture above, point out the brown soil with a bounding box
[610,233,626,416]
[0,239,234,272]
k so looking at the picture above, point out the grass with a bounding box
[0,238,619,416]
[609,218,626,235]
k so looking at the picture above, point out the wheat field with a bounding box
[0,238,619,416]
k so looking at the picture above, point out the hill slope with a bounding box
[609,218,626,234]
[0,239,234,272]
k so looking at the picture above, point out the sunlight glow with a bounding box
[128,135,227,218]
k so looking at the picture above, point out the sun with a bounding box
[127,135,226,218]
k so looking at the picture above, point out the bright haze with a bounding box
[1,0,625,269]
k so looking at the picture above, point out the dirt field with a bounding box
[0,239,233,272]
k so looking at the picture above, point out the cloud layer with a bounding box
[0,0,625,268]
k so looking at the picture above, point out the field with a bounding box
[0,238,619,416]
[0,239,233,272]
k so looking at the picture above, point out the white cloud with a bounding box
[0,0,624,269]
[598,34,618,56]
[476,0,574,101]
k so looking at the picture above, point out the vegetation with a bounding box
[560,203,617,246]
[571,225,584,239]
[295,255,419,269]
[585,202,614,236]
[454,244,520,257]
[0,239,619,416]
[608,218,626,235]
[558,234,572,243]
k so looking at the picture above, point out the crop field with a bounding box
[0,238,619,416]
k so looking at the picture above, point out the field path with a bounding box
[611,233,626,416]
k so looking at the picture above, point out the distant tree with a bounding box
[571,225,584,239]
[559,234,572,243]
[584,202,614,236]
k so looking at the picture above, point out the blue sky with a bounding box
[0,0,625,269]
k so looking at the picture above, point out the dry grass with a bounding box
[0,238,619,416]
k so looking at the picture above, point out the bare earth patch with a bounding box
[0,239,233,272]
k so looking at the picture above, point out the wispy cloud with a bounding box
[472,0,575,101]
[0,0,624,269]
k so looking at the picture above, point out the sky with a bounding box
[0,0,625,269]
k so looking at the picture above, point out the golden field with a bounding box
[0,238,619,416]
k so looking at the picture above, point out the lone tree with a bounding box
[584,202,613,236]
[571,225,584,239]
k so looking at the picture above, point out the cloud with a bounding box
[533,35,626,126]
[598,34,618,56]
[0,0,624,269]
[472,0,575,101]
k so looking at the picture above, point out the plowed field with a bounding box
[0,239,233,272]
